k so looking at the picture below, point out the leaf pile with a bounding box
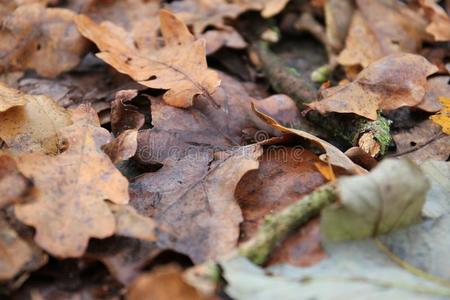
[0,1,449,299]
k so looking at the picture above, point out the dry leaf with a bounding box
[128,265,204,300]
[0,84,71,155]
[324,0,354,52]
[430,96,450,134]
[0,82,25,112]
[108,203,156,242]
[0,155,31,208]
[130,145,262,263]
[0,3,87,77]
[310,53,438,120]
[419,0,450,41]
[14,105,129,257]
[252,104,365,175]
[75,10,221,108]
[337,0,428,68]
[168,0,243,35]
[110,90,146,136]
[393,119,450,162]
[0,218,32,281]
[202,30,247,55]
[417,76,450,112]
[232,0,290,18]
[102,129,138,164]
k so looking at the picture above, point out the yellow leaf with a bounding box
[430,97,450,135]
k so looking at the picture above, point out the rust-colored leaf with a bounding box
[0,84,71,155]
[128,265,204,300]
[337,0,428,68]
[13,105,129,257]
[75,10,221,108]
[130,145,262,263]
[0,3,87,77]
[310,53,438,120]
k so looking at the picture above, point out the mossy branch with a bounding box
[253,40,393,156]
[239,184,338,265]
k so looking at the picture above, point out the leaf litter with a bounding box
[0,0,449,299]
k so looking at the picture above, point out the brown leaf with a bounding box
[130,145,262,263]
[337,0,428,68]
[13,105,129,257]
[252,104,365,174]
[0,3,87,77]
[393,119,450,162]
[232,0,290,18]
[0,84,71,155]
[236,148,327,241]
[310,53,438,120]
[127,265,204,300]
[324,0,354,52]
[110,90,146,136]
[168,0,243,36]
[0,155,31,208]
[419,0,450,41]
[108,203,156,242]
[0,82,25,112]
[202,30,247,55]
[0,218,32,281]
[75,10,221,108]
[417,76,450,112]
[102,129,138,164]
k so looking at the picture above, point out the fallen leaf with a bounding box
[421,160,450,219]
[128,265,204,300]
[337,0,428,68]
[75,10,221,108]
[14,105,129,257]
[102,129,138,164]
[202,29,247,55]
[392,119,450,162]
[110,90,146,136]
[0,155,31,208]
[321,158,429,241]
[0,84,71,155]
[0,218,32,281]
[419,0,450,41]
[0,3,87,77]
[417,76,450,112]
[0,82,25,112]
[108,203,156,242]
[324,0,354,52]
[252,103,365,174]
[168,0,243,35]
[232,0,290,18]
[430,96,450,134]
[310,54,438,120]
[130,145,262,263]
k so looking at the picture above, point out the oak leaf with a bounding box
[13,105,129,257]
[337,0,428,68]
[309,54,438,120]
[75,10,221,108]
[0,84,71,155]
[0,3,87,77]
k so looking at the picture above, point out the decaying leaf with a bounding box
[252,104,365,175]
[417,76,450,112]
[130,145,262,263]
[102,129,138,164]
[0,82,25,112]
[0,3,87,77]
[108,203,156,242]
[128,265,204,300]
[232,0,290,18]
[110,90,146,136]
[0,84,71,155]
[0,155,31,208]
[419,0,450,41]
[321,159,429,240]
[430,96,450,134]
[75,10,221,108]
[14,105,129,257]
[0,218,32,281]
[393,119,450,162]
[337,0,428,68]
[310,54,438,120]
